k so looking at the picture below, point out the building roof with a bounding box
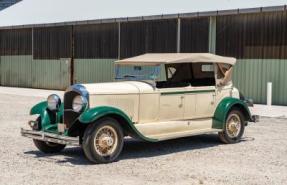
[0,0,286,29]
[115,53,236,65]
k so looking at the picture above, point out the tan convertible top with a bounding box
[115,53,236,65]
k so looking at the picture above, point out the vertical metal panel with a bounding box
[0,28,32,56]
[74,23,118,59]
[120,19,177,59]
[74,59,115,84]
[233,59,287,105]
[33,26,72,59]
[180,17,209,53]
[120,21,145,58]
[208,17,216,53]
[216,11,287,59]
[31,58,70,90]
[177,18,181,53]
[0,55,69,90]
[0,55,32,87]
[118,22,121,59]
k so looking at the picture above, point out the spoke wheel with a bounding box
[82,117,124,164]
[94,126,118,157]
[226,114,242,138]
[218,109,245,144]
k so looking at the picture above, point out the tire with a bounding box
[33,140,66,153]
[32,117,66,153]
[218,109,245,144]
[82,117,124,164]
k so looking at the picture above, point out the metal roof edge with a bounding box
[262,5,285,12]
[0,5,286,30]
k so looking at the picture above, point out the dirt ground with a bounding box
[0,93,286,185]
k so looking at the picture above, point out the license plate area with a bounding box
[57,123,66,133]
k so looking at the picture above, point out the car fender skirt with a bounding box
[78,106,158,142]
[212,97,253,129]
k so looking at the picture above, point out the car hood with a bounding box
[81,81,155,95]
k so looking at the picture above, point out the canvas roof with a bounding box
[115,53,236,65]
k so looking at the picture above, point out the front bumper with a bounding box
[21,128,79,146]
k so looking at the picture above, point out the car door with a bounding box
[156,64,191,121]
[184,86,216,119]
[184,63,217,119]
[158,88,185,121]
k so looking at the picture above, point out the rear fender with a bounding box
[212,97,252,129]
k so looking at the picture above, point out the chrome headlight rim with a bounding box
[72,95,88,112]
[47,94,61,111]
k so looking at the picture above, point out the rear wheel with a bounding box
[32,117,66,153]
[82,117,124,164]
[218,109,245,144]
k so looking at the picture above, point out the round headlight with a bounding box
[47,94,61,111]
[72,95,88,112]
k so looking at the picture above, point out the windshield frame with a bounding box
[114,64,162,81]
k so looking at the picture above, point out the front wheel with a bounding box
[33,140,66,153]
[82,118,124,164]
[32,117,66,153]
[218,109,245,144]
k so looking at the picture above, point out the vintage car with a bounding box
[21,53,258,164]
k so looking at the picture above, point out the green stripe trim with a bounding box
[161,90,215,95]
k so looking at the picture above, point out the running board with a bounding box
[148,129,221,141]
[135,119,222,141]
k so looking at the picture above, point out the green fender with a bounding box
[212,97,252,129]
[78,106,158,142]
[30,101,63,133]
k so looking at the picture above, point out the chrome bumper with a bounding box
[21,128,79,146]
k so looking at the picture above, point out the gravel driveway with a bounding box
[0,93,286,185]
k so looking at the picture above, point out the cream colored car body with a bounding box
[82,77,239,141]
[21,53,255,164]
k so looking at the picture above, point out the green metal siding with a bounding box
[74,59,115,84]
[233,59,287,105]
[32,58,70,89]
[0,55,32,87]
[0,55,70,90]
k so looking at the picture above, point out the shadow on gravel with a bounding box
[24,147,91,165]
[120,134,221,160]
[24,134,228,165]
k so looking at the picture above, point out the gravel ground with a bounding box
[0,93,286,185]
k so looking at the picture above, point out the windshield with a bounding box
[115,65,161,81]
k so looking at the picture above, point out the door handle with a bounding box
[179,95,184,108]
[211,94,216,105]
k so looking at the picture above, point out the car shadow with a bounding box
[24,134,252,165]
[119,134,221,160]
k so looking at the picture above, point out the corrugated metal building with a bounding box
[0,1,286,105]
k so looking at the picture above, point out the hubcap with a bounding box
[226,114,241,138]
[94,125,118,156]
